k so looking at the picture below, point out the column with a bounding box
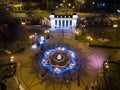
[72,19,74,28]
[64,20,66,28]
[70,20,71,27]
[68,20,70,28]
[50,19,55,29]
[63,20,64,28]
[55,20,57,28]
[57,20,59,28]
[61,20,63,28]
[59,20,61,28]
[25,18,27,23]
[20,6,22,11]
[16,7,18,11]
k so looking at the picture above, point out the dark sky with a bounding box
[22,0,59,2]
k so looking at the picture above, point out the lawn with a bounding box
[77,26,120,48]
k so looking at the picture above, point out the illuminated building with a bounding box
[49,13,78,29]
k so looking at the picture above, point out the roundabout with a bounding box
[41,47,77,74]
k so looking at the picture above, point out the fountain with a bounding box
[41,47,77,74]
[57,54,62,60]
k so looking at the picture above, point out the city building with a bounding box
[49,13,78,29]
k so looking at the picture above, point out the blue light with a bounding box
[4,5,11,11]
[31,44,37,49]
[41,47,77,74]
[40,40,44,45]
[117,10,120,13]
[97,3,106,9]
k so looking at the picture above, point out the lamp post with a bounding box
[113,24,118,38]
[103,60,112,90]
[74,30,79,40]
[10,56,15,62]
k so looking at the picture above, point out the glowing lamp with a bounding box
[21,22,26,25]
[31,44,37,49]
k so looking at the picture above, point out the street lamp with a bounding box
[92,2,95,5]
[21,22,26,25]
[60,3,63,6]
[10,56,14,62]
[29,34,34,39]
[113,24,119,38]
[82,0,85,4]
[74,30,80,40]
[113,24,118,28]
[105,65,109,69]
[56,6,58,9]
[68,3,71,7]
[63,0,65,3]
[86,36,93,41]
[72,6,75,9]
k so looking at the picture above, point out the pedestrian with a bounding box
[61,29,64,36]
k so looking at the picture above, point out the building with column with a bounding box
[12,3,23,11]
[49,13,78,29]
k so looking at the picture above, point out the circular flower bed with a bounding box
[41,47,77,74]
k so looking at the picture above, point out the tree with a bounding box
[0,6,11,32]
[0,6,19,48]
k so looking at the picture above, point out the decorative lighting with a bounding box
[41,47,77,74]
[117,10,120,13]
[31,43,37,49]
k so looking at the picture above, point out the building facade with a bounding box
[49,13,78,29]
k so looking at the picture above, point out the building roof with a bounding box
[54,15,73,18]
[50,13,77,18]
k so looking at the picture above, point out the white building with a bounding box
[49,13,78,29]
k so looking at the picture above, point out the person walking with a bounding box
[61,29,64,37]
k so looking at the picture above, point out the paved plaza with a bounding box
[2,28,110,90]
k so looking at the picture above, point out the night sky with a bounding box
[21,0,120,12]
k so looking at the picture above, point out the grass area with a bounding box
[0,62,17,81]
[103,61,120,89]
[11,9,51,18]
[77,27,120,48]
[6,27,45,54]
